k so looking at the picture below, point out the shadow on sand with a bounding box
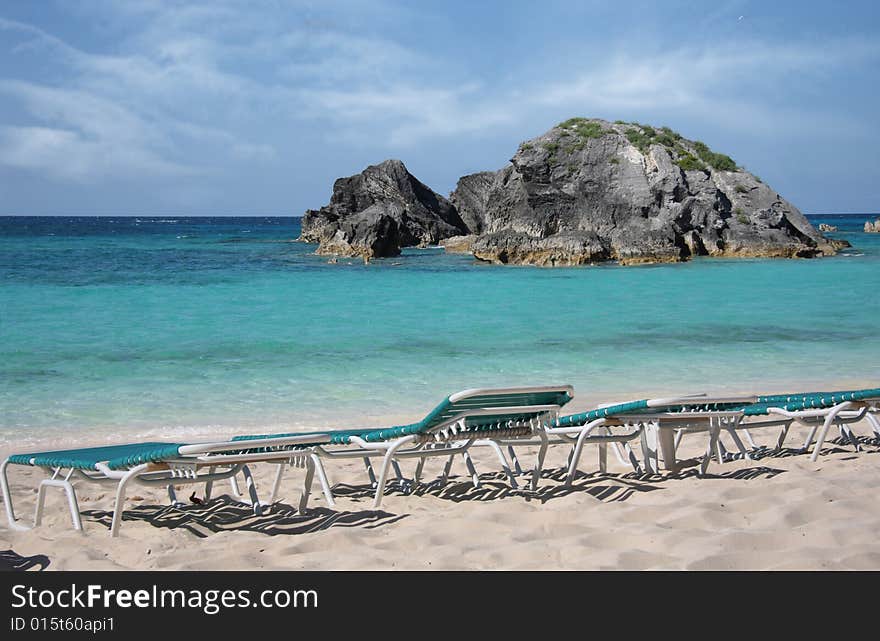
[0,549,50,571]
[75,439,876,537]
[82,498,407,539]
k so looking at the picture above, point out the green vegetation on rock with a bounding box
[677,154,705,171]
[558,117,605,141]
[625,123,683,153]
[540,118,741,175]
[693,141,738,171]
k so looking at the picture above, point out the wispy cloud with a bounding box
[531,38,880,137]
[0,1,877,191]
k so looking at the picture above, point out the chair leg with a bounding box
[1,459,30,531]
[622,442,642,474]
[715,434,726,463]
[35,478,83,532]
[414,457,426,486]
[391,460,405,488]
[299,458,314,513]
[531,431,549,490]
[810,408,846,463]
[674,429,685,449]
[801,420,820,453]
[597,426,609,474]
[838,423,860,451]
[658,427,679,473]
[311,455,336,509]
[485,441,518,488]
[867,413,880,439]
[724,427,751,460]
[439,454,455,485]
[640,424,659,475]
[776,421,792,449]
[700,423,722,476]
[110,465,148,538]
[373,436,416,509]
[240,465,263,516]
[269,462,286,504]
[563,430,585,487]
[230,471,243,497]
[362,457,377,488]
[167,484,185,507]
[507,446,523,475]
[565,425,595,486]
[611,441,629,466]
[461,451,480,488]
[204,465,216,501]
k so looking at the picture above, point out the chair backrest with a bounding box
[348,385,574,443]
[427,386,574,430]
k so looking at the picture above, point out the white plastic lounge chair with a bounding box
[1,433,334,537]
[608,387,880,474]
[477,394,709,487]
[230,385,574,509]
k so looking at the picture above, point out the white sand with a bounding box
[2,418,879,570]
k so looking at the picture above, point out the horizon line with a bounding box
[2,212,878,219]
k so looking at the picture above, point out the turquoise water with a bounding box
[1,215,878,443]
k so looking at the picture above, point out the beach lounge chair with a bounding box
[1,434,336,537]
[230,385,574,509]
[607,387,880,474]
[1,385,573,536]
[507,387,879,483]
[479,394,705,488]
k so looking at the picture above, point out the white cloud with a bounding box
[0,2,877,186]
[530,39,880,137]
[0,125,194,181]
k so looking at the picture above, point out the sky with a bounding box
[0,0,878,216]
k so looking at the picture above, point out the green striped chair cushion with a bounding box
[552,387,879,427]
[554,399,651,427]
[8,442,185,471]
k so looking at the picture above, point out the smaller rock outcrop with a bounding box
[818,223,838,232]
[865,219,880,233]
[441,235,478,254]
[299,159,467,260]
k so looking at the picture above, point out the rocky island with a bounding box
[299,118,847,265]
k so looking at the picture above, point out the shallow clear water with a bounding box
[1,214,878,442]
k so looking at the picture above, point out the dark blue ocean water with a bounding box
[1,214,878,443]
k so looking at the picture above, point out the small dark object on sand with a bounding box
[189,492,203,505]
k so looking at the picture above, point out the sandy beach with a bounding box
[2,414,879,571]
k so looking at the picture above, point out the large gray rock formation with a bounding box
[300,119,847,265]
[449,118,845,265]
[298,159,467,260]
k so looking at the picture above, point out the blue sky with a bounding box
[0,0,878,216]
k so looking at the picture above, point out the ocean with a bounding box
[1,214,878,444]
